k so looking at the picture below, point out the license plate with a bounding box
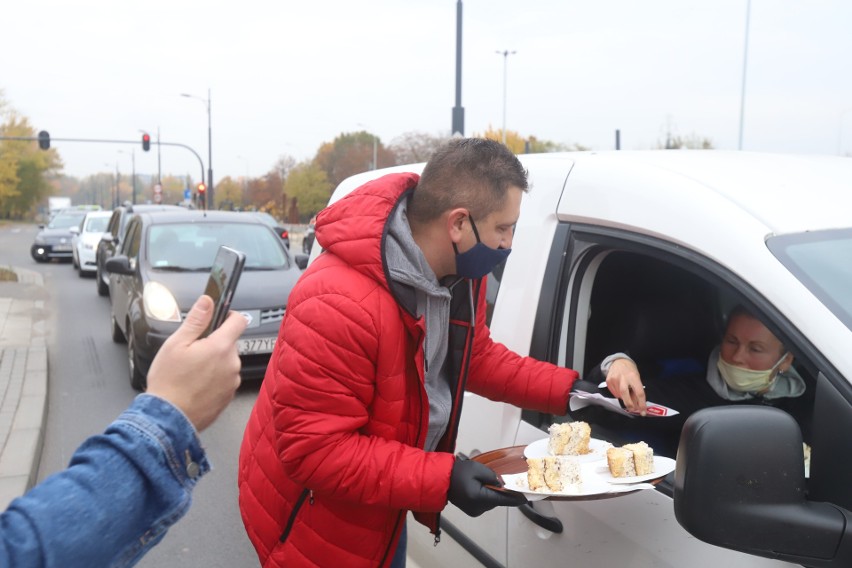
[53,244,72,251]
[238,336,276,355]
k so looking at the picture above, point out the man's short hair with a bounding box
[408,138,528,224]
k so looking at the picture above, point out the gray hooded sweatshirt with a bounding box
[385,199,454,452]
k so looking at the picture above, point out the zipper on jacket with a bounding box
[279,488,310,543]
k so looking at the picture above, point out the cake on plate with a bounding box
[527,456,581,492]
[606,441,655,477]
[547,421,591,455]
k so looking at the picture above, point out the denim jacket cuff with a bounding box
[120,394,211,486]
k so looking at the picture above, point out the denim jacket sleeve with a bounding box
[0,394,211,568]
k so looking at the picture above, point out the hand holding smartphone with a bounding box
[202,245,246,338]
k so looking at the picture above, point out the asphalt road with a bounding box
[2,222,261,567]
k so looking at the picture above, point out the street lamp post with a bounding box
[496,49,517,146]
[181,89,213,207]
[738,0,751,151]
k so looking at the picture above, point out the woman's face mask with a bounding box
[452,213,511,279]
[717,351,788,393]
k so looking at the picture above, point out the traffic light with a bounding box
[142,133,151,152]
[37,130,50,150]
[197,182,206,195]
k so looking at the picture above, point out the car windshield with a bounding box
[768,228,852,332]
[147,222,289,271]
[48,213,86,229]
[85,216,110,233]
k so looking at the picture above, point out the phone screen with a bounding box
[202,245,246,337]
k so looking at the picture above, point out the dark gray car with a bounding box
[31,209,89,262]
[105,209,301,390]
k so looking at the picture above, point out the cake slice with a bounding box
[547,421,591,455]
[623,442,655,476]
[606,447,637,478]
[526,456,581,492]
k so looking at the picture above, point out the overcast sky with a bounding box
[4,0,852,183]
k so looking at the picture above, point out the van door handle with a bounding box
[519,502,563,533]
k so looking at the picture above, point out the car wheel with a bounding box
[127,327,146,391]
[72,252,79,269]
[110,311,126,343]
[97,266,109,296]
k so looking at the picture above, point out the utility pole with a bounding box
[131,149,136,204]
[496,49,517,145]
[451,0,465,136]
[738,0,751,151]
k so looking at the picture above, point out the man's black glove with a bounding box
[447,458,528,517]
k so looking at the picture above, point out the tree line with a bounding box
[1,89,712,223]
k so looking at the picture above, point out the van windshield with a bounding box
[768,228,852,332]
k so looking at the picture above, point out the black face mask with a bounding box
[452,213,512,279]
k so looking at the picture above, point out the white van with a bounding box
[318,150,852,567]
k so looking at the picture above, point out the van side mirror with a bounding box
[674,406,852,566]
[294,254,309,270]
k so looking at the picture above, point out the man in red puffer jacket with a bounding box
[238,138,647,568]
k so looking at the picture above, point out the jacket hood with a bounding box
[315,172,420,292]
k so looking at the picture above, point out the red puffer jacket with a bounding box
[238,172,577,567]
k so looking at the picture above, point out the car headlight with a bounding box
[142,281,182,322]
[34,235,47,245]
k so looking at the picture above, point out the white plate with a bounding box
[501,465,655,500]
[593,455,676,484]
[523,437,612,463]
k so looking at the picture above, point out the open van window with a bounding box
[528,242,817,467]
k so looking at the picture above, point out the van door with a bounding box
[505,226,800,567]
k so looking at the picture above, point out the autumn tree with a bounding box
[388,131,453,164]
[244,171,285,218]
[0,108,63,219]
[78,173,115,209]
[273,154,297,181]
[313,131,395,188]
[215,176,243,210]
[475,125,577,154]
[282,162,333,222]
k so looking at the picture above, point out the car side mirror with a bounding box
[294,254,309,270]
[100,234,114,244]
[70,226,80,235]
[105,255,134,276]
[674,406,852,566]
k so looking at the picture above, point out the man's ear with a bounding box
[447,208,468,244]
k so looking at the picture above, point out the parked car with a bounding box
[302,216,316,254]
[105,209,301,390]
[31,209,89,262]
[95,203,182,296]
[247,211,290,249]
[319,151,852,568]
[71,210,112,277]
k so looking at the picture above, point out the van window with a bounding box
[768,228,852,332]
[535,244,817,468]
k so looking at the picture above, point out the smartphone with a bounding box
[202,245,246,338]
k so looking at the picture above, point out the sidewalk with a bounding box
[0,266,48,510]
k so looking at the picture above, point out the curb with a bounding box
[0,266,48,510]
